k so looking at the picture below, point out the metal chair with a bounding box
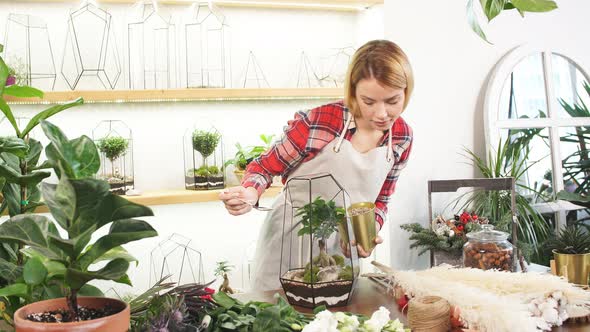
[427,178,520,271]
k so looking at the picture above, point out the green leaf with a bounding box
[467,0,492,44]
[213,291,238,309]
[20,98,83,138]
[0,137,28,158]
[79,284,104,297]
[0,99,21,137]
[78,219,157,270]
[3,85,43,98]
[0,44,3,53]
[0,283,27,298]
[42,180,75,232]
[23,257,48,286]
[482,0,506,21]
[0,214,65,261]
[25,139,43,169]
[65,258,130,291]
[88,246,138,267]
[0,55,9,96]
[511,0,557,12]
[0,257,22,283]
[42,121,99,179]
[95,193,154,231]
[0,163,50,186]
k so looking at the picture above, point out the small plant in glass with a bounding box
[93,120,134,195]
[214,260,235,294]
[184,126,224,190]
[280,173,358,308]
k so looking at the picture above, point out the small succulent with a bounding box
[547,225,590,255]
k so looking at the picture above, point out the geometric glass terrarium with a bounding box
[128,0,176,89]
[149,233,205,286]
[61,2,121,90]
[185,1,231,88]
[183,123,224,190]
[2,13,57,90]
[93,120,134,195]
[279,173,359,308]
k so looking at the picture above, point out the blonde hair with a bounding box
[344,40,414,117]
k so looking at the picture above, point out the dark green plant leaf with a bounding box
[78,219,157,270]
[88,246,138,267]
[511,0,557,12]
[3,85,43,98]
[0,214,65,261]
[482,0,506,21]
[0,163,50,186]
[20,98,83,138]
[0,257,22,283]
[65,258,130,291]
[79,284,104,297]
[23,257,48,286]
[0,55,9,96]
[0,137,28,158]
[25,139,43,169]
[213,291,238,309]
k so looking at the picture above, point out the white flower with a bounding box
[448,230,455,238]
[334,312,360,332]
[302,310,339,332]
[362,307,391,331]
[383,319,407,332]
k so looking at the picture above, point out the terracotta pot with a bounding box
[14,297,129,332]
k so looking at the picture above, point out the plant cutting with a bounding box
[280,196,356,308]
[215,261,235,294]
[0,120,157,331]
[546,225,590,285]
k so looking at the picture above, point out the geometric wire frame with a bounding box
[3,13,57,90]
[128,0,176,89]
[279,172,359,308]
[318,46,355,88]
[242,50,270,88]
[149,233,205,287]
[61,2,121,90]
[185,1,231,88]
[295,51,321,88]
[92,120,135,195]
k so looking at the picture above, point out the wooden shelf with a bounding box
[17,0,383,12]
[2,186,283,215]
[5,88,343,104]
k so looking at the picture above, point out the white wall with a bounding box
[385,0,590,270]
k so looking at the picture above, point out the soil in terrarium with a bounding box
[26,305,121,323]
[186,165,224,190]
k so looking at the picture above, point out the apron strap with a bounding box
[386,127,393,162]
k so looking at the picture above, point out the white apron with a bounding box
[251,114,395,291]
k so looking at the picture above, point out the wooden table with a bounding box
[233,278,590,331]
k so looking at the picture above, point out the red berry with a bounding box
[397,295,409,311]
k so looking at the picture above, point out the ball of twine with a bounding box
[407,295,450,332]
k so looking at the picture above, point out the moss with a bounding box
[332,254,345,267]
[338,265,352,280]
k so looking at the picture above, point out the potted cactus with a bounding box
[0,121,157,331]
[547,225,590,285]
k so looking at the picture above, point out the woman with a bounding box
[219,39,414,291]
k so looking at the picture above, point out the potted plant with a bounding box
[280,196,356,308]
[400,211,489,266]
[214,261,235,294]
[225,134,274,182]
[0,120,157,331]
[97,136,130,195]
[546,225,590,285]
[187,129,223,190]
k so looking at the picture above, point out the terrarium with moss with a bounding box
[93,120,134,195]
[279,173,359,308]
[184,125,225,190]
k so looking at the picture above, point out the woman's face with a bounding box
[355,77,405,131]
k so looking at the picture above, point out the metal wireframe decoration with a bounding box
[93,120,134,195]
[128,0,176,89]
[2,13,56,90]
[61,2,121,90]
[318,46,355,87]
[295,51,322,88]
[242,51,270,88]
[185,1,231,88]
[149,233,205,286]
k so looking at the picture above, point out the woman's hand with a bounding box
[341,223,383,258]
[218,186,259,216]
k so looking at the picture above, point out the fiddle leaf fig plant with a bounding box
[0,120,157,321]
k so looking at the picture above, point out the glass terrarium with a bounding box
[184,124,224,190]
[93,120,134,195]
[280,173,359,308]
[149,233,205,286]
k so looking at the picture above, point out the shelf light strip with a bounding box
[212,0,367,10]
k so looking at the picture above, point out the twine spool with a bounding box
[407,296,451,332]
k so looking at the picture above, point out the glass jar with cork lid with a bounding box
[463,225,514,271]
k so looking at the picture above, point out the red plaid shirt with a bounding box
[242,101,413,229]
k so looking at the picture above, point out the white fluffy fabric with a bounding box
[375,264,590,332]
